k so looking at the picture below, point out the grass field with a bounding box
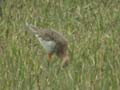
[0,0,120,90]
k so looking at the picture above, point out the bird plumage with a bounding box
[26,23,68,55]
[25,23,69,67]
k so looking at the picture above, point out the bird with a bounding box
[25,23,69,67]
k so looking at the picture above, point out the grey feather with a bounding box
[25,23,68,55]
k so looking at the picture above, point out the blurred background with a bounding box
[0,0,120,90]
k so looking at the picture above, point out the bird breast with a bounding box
[37,36,56,53]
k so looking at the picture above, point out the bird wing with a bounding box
[38,29,68,54]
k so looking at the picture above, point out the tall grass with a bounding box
[0,0,120,90]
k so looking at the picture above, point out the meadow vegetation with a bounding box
[0,0,120,90]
